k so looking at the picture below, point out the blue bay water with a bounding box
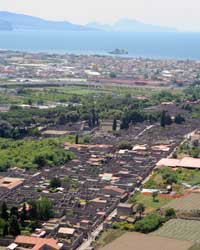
[0,30,200,59]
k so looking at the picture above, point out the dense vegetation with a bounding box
[0,137,74,171]
[0,85,196,173]
[0,86,185,139]
[134,213,164,233]
[0,197,53,237]
[177,142,200,158]
[144,167,200,192]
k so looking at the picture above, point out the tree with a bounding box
[0,218,5,235]
[175,114,185,124]
[112,118,117,131]
[162,169,178,185]
[1,202,9,221]
[88,118,92,128]
[33,154,47,168]
[3,222,8,237]
[28,200,38,221]
[134,214,163,233]
[57,114,66,125]
[75,134,79,144]
[50,177,61,189]
[92,108,96,128]
[120,110,146,130]
[118,141,132,150]
[165,208,176,218]
[9,215,21,236]
[0,121,13,138]
[10,207,19,219]
[165,114,172,125]
[109,72,117,78]
[152,191,158,202]
[20,203,27,224]
[160,111,166,128]
[137,203,145,219]
[27,99,33,106]
[28,220,38,232]
[36,197,53,220]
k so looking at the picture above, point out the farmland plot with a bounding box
[152,219,200,243]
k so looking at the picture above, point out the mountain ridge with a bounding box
[0,11,94,31]
[0,12,178,32]
[86,18,178,32]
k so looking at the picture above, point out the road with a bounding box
[76,209,117,250]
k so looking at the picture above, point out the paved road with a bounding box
[76,209,117,250]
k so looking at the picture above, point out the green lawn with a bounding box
[130,192,173,213]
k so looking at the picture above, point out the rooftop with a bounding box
[14,236,61,250]
[0,177,24,190]
[156,157,200,169]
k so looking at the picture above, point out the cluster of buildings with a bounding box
[100,130,200,250]
[0,50,200,87]
[0,110,199,249]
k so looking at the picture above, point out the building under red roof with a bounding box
[12,236,62,250]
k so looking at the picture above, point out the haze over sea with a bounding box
[0,30,200,60]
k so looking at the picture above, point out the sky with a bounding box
[0,0,200,31]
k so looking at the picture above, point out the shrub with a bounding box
[134,214,164,233]
[118,141,132,150]
[165,208,176,218]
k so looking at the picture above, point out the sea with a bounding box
[0,30,200,60]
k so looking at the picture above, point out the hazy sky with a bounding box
[0,0,200,31]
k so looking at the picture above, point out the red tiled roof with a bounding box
[15,236,61,250]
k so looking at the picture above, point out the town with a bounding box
[0,50,200,88]
[0,51,200,250]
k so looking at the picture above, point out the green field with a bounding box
[130,192,173,213]
[0,83,183,106]
[152,219,200,243]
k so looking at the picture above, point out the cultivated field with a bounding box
[100,232,193,250]
[152,219,200,243]
[162,193,200,214]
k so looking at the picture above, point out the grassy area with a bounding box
[0,137,74,170]
[144,168,200,194]
[17,87,109,103]
[94,229,125,249]
[0,84,184,106]
[176,142,200,159]
[152,219,200,243]
[0,92,23,104]
[130,192,173,213]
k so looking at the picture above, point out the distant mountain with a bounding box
[0,19,13,30]
[0,12,177,33]
[87,19,177,32]
[0,11,93,31]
